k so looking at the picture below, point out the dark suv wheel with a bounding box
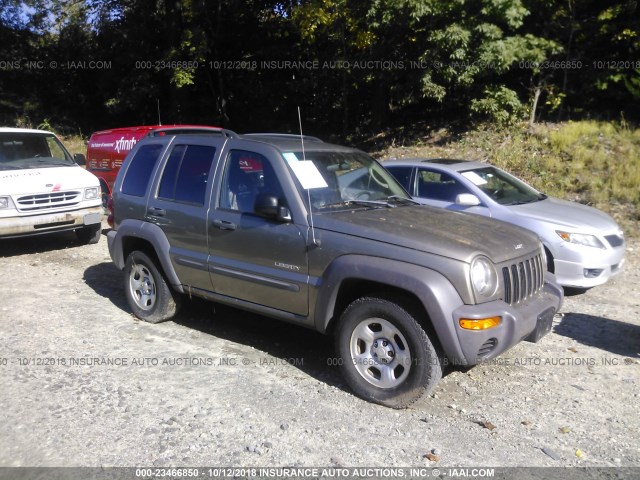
[335,296,442,409]
[124,251,182,323]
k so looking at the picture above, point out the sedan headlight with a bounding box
[556,231,605,249]
[470,256,498,299]
[84,187,99,200]
[0,197,14,209]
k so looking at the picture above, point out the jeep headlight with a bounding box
[470,256,498,299]
[84,187,99,200]
[0,197,14,209]
[556,231,605,249]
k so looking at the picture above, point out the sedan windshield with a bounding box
[0,133,75,170]
[461,166,544,205]
[287,151,411,212]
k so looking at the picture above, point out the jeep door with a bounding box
[208,144,309,317]
[145,136,225,291]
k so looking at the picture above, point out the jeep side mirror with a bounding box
[254,193,291,222]
[74,153,87,166]
[456,193,481,207]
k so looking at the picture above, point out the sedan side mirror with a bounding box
[456,193,481,207]
[254,193,292,222]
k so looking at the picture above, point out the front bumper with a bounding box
[0,206,104,239]
[552,240,625,288]
[451,280,564,365]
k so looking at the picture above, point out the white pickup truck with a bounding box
[0,128,103,244]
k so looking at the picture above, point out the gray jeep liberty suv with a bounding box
[107,128,563,408]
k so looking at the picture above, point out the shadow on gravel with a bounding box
[83,261,129,311]
[0,228,110,257]
[174,299,347,391]
[554,312,640,358]
[80,268,349,391]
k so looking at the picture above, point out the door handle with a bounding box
[212,219,237,230]
[147,207,166,217]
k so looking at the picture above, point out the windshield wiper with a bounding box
[319,199,393,210]
[385,195,420,206]
[320,195,417,210]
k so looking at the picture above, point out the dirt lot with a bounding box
[0,223,638,469]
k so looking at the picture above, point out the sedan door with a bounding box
[414,167,491,216]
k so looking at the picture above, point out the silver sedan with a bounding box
[384,158,625,289]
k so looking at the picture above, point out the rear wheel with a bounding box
[124,251,181,323]
[335,296,442,409]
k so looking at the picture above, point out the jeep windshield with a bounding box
[0,133,75,170]
[285,150,412,212]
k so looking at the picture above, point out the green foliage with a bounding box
[37,118,54,131]
[470,86,527,124]
[547,121,640,207]
[0,0,638,134]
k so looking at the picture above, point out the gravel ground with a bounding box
[0,224,638,469]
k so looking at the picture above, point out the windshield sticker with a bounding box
[283,152,299,164]
[461,171,488,186]
[289,160,328,189]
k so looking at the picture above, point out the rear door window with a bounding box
[158,144,217,206]
[121,144,164,197]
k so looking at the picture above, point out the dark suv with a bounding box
[107,129,563,408]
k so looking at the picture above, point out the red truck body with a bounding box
[87,125,221,193]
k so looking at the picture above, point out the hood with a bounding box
[314,205,539,264]
[0,166,99,196]
[509,197,619,232]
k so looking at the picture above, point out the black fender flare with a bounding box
[313,255,468,364]
[108,219,184,293]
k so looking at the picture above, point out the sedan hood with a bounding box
[509,197,619,232]
[315,205,539,264]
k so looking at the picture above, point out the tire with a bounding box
[124,251,181,323]
[335,296,442,409]
[76,224,102,245]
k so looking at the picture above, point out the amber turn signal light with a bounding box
[459,316,501,330]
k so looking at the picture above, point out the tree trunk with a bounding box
[530,85,542,126]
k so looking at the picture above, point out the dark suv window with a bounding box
[121,144,164,197]
[158,144,216,206]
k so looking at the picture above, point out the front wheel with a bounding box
[335,296,442,409]
[124,251,181,323]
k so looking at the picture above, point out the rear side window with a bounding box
[121,144,164,197]
[158,145,216,206]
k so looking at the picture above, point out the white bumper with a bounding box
[0,207,104,238]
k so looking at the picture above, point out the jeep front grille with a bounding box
[502,254,545,305]
[17,191,81,212]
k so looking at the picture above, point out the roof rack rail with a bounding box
[243,133,324,143]
[146,127,238,138]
